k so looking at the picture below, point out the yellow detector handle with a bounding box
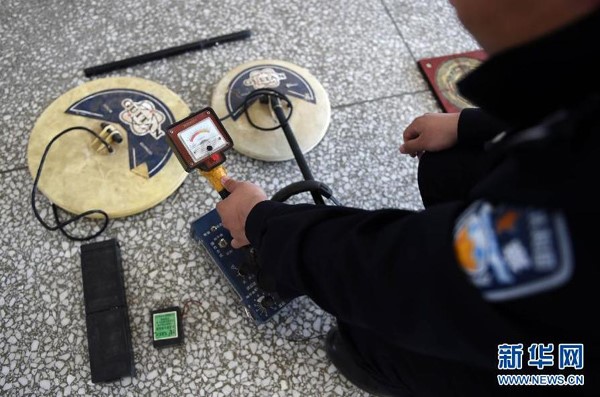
[199,165,230,199]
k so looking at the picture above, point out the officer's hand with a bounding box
[216,177,267,249]
[400,112,460,157]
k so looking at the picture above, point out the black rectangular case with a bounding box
[80,239,135,383]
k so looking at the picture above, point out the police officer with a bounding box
[217,0,599,395]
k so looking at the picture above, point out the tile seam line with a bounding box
[379,0,418,62]
[0,166,28,175]
[332,89,430,110]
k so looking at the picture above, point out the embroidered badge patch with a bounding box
[453,201,573,301]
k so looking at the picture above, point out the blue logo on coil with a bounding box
[66,89,175,178]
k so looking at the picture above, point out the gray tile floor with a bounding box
[0,0,479,395]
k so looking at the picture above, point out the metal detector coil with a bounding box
[27,77,190,219]
[211,60,331,162]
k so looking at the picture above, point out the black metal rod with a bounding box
[271,97,325,205]
[84,30,252,77]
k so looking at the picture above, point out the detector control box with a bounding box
[190,209,289,323]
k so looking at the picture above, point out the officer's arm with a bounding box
[457,108,509,149]
[246,200,521,369]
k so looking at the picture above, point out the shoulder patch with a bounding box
[453,201,573,301]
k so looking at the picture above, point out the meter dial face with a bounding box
[178,117,228,163]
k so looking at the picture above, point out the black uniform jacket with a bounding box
[245,8,599,392]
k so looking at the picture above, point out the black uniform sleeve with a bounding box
[457,108,508,149]
[245,200,521,368]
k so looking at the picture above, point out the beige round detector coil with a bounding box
[27,76,190,218]
[211,60,331,161]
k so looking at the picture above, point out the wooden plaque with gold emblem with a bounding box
[418,50,487,113]
[27,77,190,218]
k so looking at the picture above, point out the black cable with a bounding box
[31,126,111,241]
[270,180,332,203]
[219,88,341,205]
[219,88,293,130]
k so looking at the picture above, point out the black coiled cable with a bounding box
[31,126,111,241]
